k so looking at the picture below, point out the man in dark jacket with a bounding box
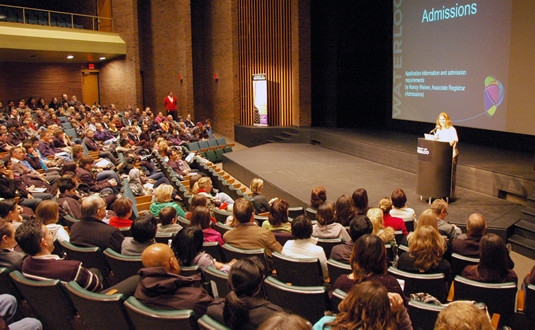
[134,243,213,316]
[56,178,83,224]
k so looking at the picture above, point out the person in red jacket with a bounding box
[164,91,178,120]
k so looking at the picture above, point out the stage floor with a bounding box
[223,142,524,237]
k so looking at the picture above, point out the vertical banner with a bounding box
[252,73,268,126]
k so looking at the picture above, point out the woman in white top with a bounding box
[390,188,416,221]
[435,112,459,198]
[36,200,70,243]
[282,215,328,279]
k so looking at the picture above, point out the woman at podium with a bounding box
[435,112,458,198]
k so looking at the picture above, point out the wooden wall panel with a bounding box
[238,0,292,126]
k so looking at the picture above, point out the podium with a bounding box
[416,138,453,202]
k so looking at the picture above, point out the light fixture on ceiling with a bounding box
[67,55,74,59]
[99,57,106,60]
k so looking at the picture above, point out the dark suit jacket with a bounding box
[76,167,111,192]
[70,216,124,252]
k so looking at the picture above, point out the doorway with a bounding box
[81,71,100,106]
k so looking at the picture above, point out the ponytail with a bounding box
[223,291,250,330]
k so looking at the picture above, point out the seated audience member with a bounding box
[135,243,213,316]
[16,220,103,292]
[185,194,216,224]
[334,194,355,226]
[70,196,125,252]
[76,155,118,193]
[223,198,283,260]
[94,123,116,143]
[167,148,194,177]
[0,199,25,230]
[38,131,72,162]
[172,226,232,272]
[282,215,328,280]
[378,197,408,235]
[312,202,351,242]
[258,312,311,330]
[352,188,369,216]
[0,294,42,330]
[122,213,157,256]
[431,198,460,241]
[0,161,45,213]
[207,258,283,329]
[83,129,118,165]
[333,235,405,304]
[10,146,60,186]
[190,206,224,246]
[397,225,452,285]
[0,220,26,271]
[0,132,15,152]
[157,207,183,235]
[250,178,270,214]
[56,177,83,223]
[367,207,396,246]
[310,186,327,210]
[462,234,517,284]
[330,215,373,263]
[36,200,69,243]
[434,301,493,330]
[150,184,187,218]
[262,199,291,232]
[191,177,234,212]
[128,168,151,196]
[389,188,416,220]
[109,197,134,229]
[314,281,410,330]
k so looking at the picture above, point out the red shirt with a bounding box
[383,213,408,235]
[109,216,133,228]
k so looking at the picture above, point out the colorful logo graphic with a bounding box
[483,76,504,117]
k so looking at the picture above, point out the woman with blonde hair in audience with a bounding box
[312,202,351,242]
[310,186,326,210]
[36,200,69,242]
[150,184,187,218]
[367,208,395,246]
[250,178,270,214]
[262,199,291,232]
[378,197,408,235]
[334,194,355,226]
[192,177,233,212]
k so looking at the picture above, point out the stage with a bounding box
[224,127,535,243]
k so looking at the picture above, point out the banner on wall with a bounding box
[252,73,268,126]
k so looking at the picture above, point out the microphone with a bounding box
[429,126,439,134]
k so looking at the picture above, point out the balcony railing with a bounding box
[0,4,113,32]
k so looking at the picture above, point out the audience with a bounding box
[262,199,291,232]
[190,206,224,245]
[431,198,460,241]
[434,301,493,330]
[121,213,157,256]
[351,188,369,216]
[35,200,69,243]
[330,216,373,263]
[109,197,134,229]
[157,207,183,235]
[250,177,271,214]
[150,184,187,218]
[0,220,25,271]
[367,207,395,247]
[378,197,408,235]
[310,186,327,210]
[312,202,351,242]
[333,194,355,226]
[389,188,416,220]
[56,177,83,223]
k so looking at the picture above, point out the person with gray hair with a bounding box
[70,195,124,252]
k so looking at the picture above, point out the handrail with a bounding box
[0,4,113,32]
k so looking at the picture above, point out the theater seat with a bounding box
[124,296,198,330]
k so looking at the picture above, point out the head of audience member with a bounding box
[57,177,77,195]
[467,213,486,237]
[431,198,448,220]
[258,312,311,330]
[79,155,95,172]
[85,129,95,139]
[0,219,17,250]
[352,188,369,215]
[434,301,493,330]
[366,208,385,236]
[291,215,313,240]
[476,234,510,283]
[350,234,387,283]
[316,202,335,227]
[224,258,266,329]
[159,207,177,227]
[408,225,444,272]
[113,197,134,220]
[0,199,20,222]
[72,145,84,160]
[35,201,60,226]
[189,194,208,212]
[232,198,255,224]
[334,194,355,226]
[190,206,211,230]
[378,197,393,214]
[391,188,408,209]
[192,177,213,195]
[416,209,438,231]
[310,186,327,209]
[268,199,289,227]
[81,196,107,220]
[131,213,158,244]
[250,178,264,195]
[10,147,24,161]
[141,243,180,275]
[171,226,204,266]
[348,215,373,242]
[15,221,53,256]
[154,184,174,203]
[329,281,393,330]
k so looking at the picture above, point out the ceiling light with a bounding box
[99,57,106,60]
[67,55,74,59]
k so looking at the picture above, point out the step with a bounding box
[281,131,299,138]
[265,139,275,144]
[528,194,535,208]
[514,220,535,240]
[273,135,292,142]
[508,234,535,260]
[521,207,535,219]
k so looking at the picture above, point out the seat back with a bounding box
[202,241,225,262]
[273,231,294,246]
[525,284,535,324]
[221,244,267,269]
[0,267,23,302]
[155,232,174,244]
[264,276,330,324]
[10,270,76,330]
[64,214,81,229]
[453,275,517,320]
[272,252,323,286]
[103,248,144,282]
[177,216,191,228]
[198,314,230,330]
[124,296,198,330]
[60,241,111,281]
[305,207,317,220]
[64,128,78,139]
[450,253,479,276]
[408,299,486,330]
[288,206,304,219]
[213,208,232,223]
[203,265,230,299]
[180,264,203,278]
[327,259,352,285]
[65,281,134,330]
[316,238,342,258]
[387,266,447,302]
[331,288,348,313]
[214,222,233,237]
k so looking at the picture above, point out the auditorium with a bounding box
[0,0,534,329]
